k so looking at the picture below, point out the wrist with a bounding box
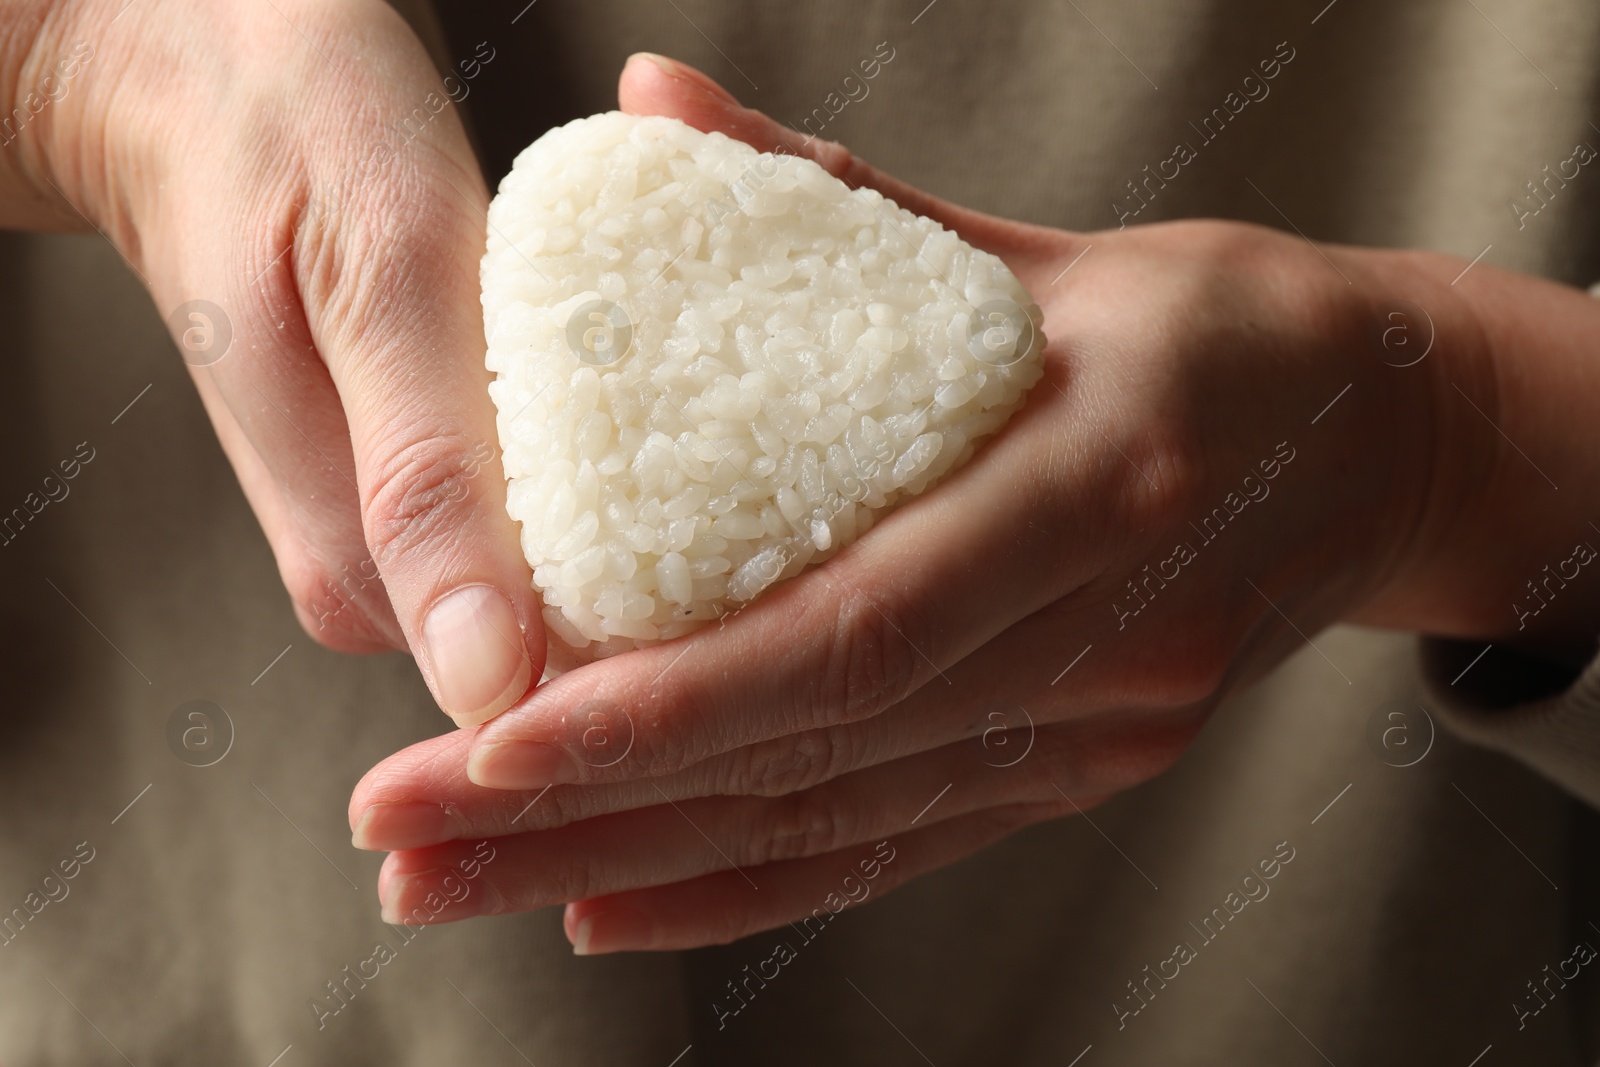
[1355,250,1600,660]
[1336,246,1500,635]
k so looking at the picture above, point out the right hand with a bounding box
[344,53,1524,950]
[6,0,542,725]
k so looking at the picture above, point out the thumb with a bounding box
[307,159,547,729]
[616,53,1064,265]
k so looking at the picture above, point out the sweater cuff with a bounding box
[1424,638,1600,808]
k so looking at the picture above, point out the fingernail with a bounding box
[380,867,489,926]
[630,52,739,104]
[351,802,456,851]
[468,740,577,790]
[571,905,656,955]
[422,585,533,728]
[633,51,682,75]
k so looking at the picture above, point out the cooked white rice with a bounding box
[482,112,1044,659]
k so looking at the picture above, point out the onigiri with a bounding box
[482,112,1045,661]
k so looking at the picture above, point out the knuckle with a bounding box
[750,790,850,866]
[1027,710,1204,799]
[629,691,715,778]
[295,177,427,327]
[284,557,394,650]
[728,728,851,797]
[1111,427,1205,538]
[525,783,588,832]
[807,137,855,180]
[816,584,930,725]
[542,851,595,905]
[1102,631,1230,711]
[296,154,485,349]
[361,432,490,567]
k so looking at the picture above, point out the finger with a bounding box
[349,592,1210,851]
[277,12,545,727]
[565,806,1051,952]
[460,409,1064,788]
[459,346,1132,792]
[370,710,1189,923]
[617,53,1075,286]
[374,791,1070,930]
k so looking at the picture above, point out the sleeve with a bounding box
[1424,638,1600,809]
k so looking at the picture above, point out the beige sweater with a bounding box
[2,0,1598,1062]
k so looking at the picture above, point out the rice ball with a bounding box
[482,112,1045,661]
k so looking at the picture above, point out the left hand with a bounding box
[348,53,1564,952]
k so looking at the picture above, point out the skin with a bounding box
[356,61,1600,952]
[7,3,1600,954]
[2,0,543,728]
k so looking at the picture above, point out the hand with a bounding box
[5,0,541,725]
[350,54,1600,951]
